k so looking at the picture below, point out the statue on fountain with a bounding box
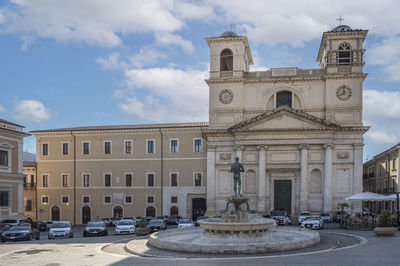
[231,157,244,197]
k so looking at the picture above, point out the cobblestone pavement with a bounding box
[0,223,399,266]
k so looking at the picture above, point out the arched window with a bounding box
[338,43,352,65]
[113,206,123,218]
[170,206,178,216]
[276,91,292,108]
[220,49,233,71]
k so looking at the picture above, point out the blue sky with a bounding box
[1,0,400,161]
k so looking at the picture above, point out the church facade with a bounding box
[203,25,369,216]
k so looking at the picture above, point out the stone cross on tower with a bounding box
[336,15,344,25]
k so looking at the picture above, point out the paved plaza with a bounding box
[0,224,399,265]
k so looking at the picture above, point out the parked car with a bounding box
[195,216,208,226]
[333,211,347,223]
[110,218,121,227]
[0,223,11,232]
[178,219,194,229]
[320,213,332,223]
[147,219,166,232]
[83,221,108,237]
[301,216,324,230]
[102,218,113,227]
[143,217,154,226]
[1,225,40,242]
[271,210,292,225]
[1,219,25,226]
[44,221,54,230]
[37,222,48,231]
[166,215,182,225]
[48,221,73,239]
[123,217,136,223]
[115,219,135,235]
[298,211,312,223]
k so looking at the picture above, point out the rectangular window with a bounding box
[25,200,32,211]
[392,179,396,191]
[0,150,8,166]
[62,143,69,155]
[194,173,202,187]
[62,196,69,204]
[30,174,34,185]
[104,196,111,204]
[62,174,68,187]
[42,175,48,187]
[170,139,178,153]
[0,191,8,207]
[171,196,177,203]
[125,196,132,204]
[42,143,48,156]
[171,173,178,187]
[83,196,90,204]
[386,161,388,171]
[194,139,202,152]
[125,140,132,154]
[83,174,90,187]
[147,140,155,154]
[385,180,388,190]
[104,174,111,187]
[105,141,111,154]
[393,158,396,171]
[42,196,49,204]
[83,142,90,155]
[125,173,132,187]
[147,173,154,187]
[147,196,154,203]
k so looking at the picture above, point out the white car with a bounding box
[115,219,135,235]
[298,211,312,223]
[48,221,73,239]
[301,216,324,230]
[320,213,332,223]
[178,219,194,229]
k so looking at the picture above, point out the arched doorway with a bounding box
[145,206,156,217]
[113,206,123,218]
[170,206,178,216]
[51,206,60,221]
[82,206,91,224]
[192,198,206,221]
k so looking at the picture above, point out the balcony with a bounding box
[23,183,36,189]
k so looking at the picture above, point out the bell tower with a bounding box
[317,25,368,74]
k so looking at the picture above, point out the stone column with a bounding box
[18,182,23,214]
[18,140,23,174]
[323,144,333,212]
[299,144,309,211]
[353,143,364,212]
[257,145,266,213]
[206,146,216,216]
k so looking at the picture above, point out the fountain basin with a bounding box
[200,218,274,235]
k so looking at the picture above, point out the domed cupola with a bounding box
[220,31,239,38]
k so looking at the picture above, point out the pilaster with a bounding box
[323,144,334,212]
[299,144,309,211]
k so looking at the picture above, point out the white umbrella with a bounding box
[344,192,394,201]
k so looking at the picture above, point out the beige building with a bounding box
[363,144,400,211]
[23,161,37,220]
[204,25,368,216]
[0,118,30,220]
[30,123,207,224]
[33,24,370,223]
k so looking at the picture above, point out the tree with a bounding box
[337,202,350,224]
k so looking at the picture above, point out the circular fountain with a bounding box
[148,196,320,254]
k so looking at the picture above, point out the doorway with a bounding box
[51,206,60,221]
[146,206,156,217]
[82,206,91,224]
[113,206,123,218]
[274,180,292,214]
[192,198,206,220]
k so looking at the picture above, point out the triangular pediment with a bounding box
[229,106,340,132]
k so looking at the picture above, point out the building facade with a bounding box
[30,123,207,224]
[32,25,369,223]
[0,119,29,219]
[23,161,37,220]
[204,26,368,216]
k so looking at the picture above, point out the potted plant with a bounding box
[134,220,150,236]
[374,210,397,236]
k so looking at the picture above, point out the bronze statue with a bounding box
[231,157,244,197]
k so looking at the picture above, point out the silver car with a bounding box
[48,221,73,239]
[301,216,324,230]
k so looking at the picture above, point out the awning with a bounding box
[344,192,395,201]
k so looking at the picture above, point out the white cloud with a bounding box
[368,37,400,81]
[96,52,124,70]
[14,99,51,123]
[129,46,167,68]
[0,105,5,113]
[363,89,400,145]
[119,67,209,122]
[155,33,194,53]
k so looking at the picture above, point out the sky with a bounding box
[0,0,400,161]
